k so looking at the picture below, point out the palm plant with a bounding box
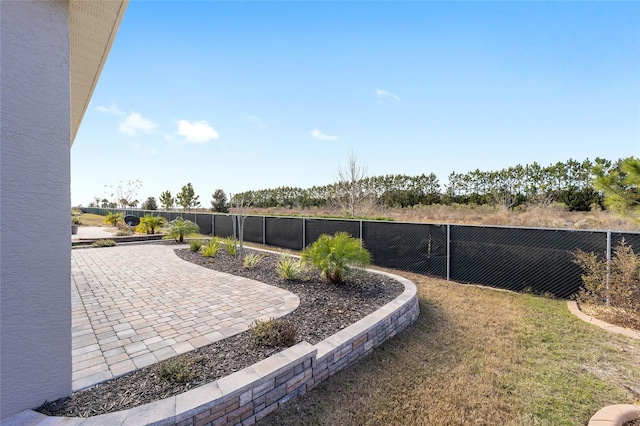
[301,232,371,283]
[103,211,123,227]
[164,217,199,243]
[137,214,167,234]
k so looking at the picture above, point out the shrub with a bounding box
[92,239,116,248]
[189,239,203,252]
[249,318,298,347]
[243,253,262,269]
[301,232,371,283]
[115,230,129,236]
[160,358,193,383]
[201,238,221,257]
[71,216,83,225]
[574,240,640,329]
[276,252,308,280]
[136,214,166,235]
[164,217,199,243]
[223,237,237,257]
[103,212,123,227]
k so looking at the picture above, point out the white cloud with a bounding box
[177,120,219,143]
[118,112,157,136]
[95,103,125,115]
[310,129,339,141]
[375,88,400,101]
[248,115,267,129]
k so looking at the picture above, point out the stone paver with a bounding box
[71,244,299,391]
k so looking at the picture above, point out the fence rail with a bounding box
[82,208,640,299]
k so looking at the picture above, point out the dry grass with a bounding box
[258,272,640,426]
[241,204,639,231]
[79,213,110,227]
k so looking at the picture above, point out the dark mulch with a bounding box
[36,247,404,418]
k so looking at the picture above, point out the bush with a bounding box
[189,239,203,252]
[103,212,123,227]
[136,214,166,235]
[249,318,298,347]
[301,232,371,283]
[164,217,199,243]
[276,252,308,280]
[92,239,116,248]
[160,358,193,383]
[201,238,221,257]
[574,240,640,329]
[223,237,237,257]
[243,253,262,269]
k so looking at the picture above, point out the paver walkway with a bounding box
[71,244,299,391]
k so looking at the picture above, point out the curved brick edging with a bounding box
[5,270,419,426]
[588,404,640,426]
[567,301,640,340]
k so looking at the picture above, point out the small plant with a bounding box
[223,237,237,257]
[163,217,200,243]
[92,239,116,248]
[160,358,194,383]
[201,238,221,257]
[276,252,308,280]
[249,318,298,347]
[103,212,123,227]
[189,239,203,252]
[71,216,83,225]
[115,230,129,236]
[136,214,167,235]
[243,253,262,269]
[301,232,371,283]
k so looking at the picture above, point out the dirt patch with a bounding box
[36,248,403,418]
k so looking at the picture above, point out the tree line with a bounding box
[88,157,634,214]
[232,158,617,212]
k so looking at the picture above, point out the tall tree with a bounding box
[177,183,201,211]
[594,157,640,220]
[159,190,174,210]
[211,189,229,213]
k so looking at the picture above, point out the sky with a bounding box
[71,1,640,207]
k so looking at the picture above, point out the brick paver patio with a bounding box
[71,244,299,391]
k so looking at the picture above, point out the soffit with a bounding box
[70,0,128,145]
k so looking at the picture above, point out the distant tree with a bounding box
[129,199,139,208]
[177,183,201,211]
[594,157,640,221]
[141,196,158,210]
[211,189,229,213]
[105,179,142,208]
[101,198,110,208]
[159,190,174,210]
[330,151,379,218]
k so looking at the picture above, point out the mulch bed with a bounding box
[36,247,404,418]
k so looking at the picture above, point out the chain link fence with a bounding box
[82,208,640,299]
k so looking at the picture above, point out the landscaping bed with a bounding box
[36,247,404,418]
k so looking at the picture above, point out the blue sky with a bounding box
[72,1,640,207]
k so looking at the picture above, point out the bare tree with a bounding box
[331,151,379,218]
[230,192,253,257]
[105,180,142,209]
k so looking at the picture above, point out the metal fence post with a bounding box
[359,220,363,244]
[302,218,306,249]
[211,214,215,237]
[606,230,611,306]
[262,216,266,245]
[446,224,451,281]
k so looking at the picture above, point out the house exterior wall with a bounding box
[0,0,72,418]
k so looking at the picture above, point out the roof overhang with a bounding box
[70,0,128,145]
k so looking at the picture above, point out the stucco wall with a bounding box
[0,0,72,418]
